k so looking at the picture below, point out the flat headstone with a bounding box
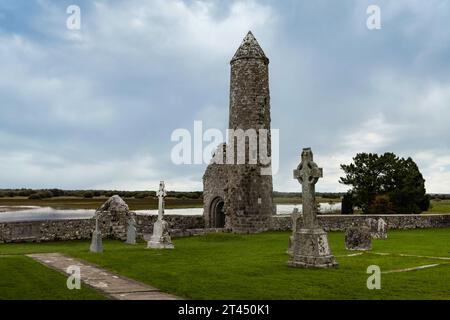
[368,218,388,239]
[287,208,300,256]
[10,223,40,241]
[126,216,137,245]
[90,218,103,253]
[345,225,372,250]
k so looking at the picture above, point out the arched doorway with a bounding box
[210,197,225,228]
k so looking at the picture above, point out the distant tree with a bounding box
[49,189,65,197]
[135,192,148,199]
[92,190,101,197]
[83,191,94,199]
[43,191,54,199]
[340,152,430,214]
[17,189,34,197]
[341,192,354,215]
[367,195,397,214]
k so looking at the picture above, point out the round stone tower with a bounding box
[203,31,274,234]
[225,31,274,233]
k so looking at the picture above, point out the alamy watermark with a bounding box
[366,5,381,30]
[66,265,81,290]
[170,121,279,175]
[366,265,381,289]
[66,5,81,30]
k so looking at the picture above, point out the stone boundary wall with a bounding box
[0,219,95,243]
[1,213,449,243]
[135,215,204,239]
[270,214,450,231]
[0,215,205,243]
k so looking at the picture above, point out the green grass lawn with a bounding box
[427,199,450,213]
[0,255,106,300]
[0,228,449,300]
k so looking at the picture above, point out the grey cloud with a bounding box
[0,0,449,193]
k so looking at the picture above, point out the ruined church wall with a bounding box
[203,162,228,228]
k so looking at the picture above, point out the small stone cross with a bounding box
[293,148,323,228]
[156,181,167,221]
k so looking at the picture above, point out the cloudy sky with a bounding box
[0,0,449,193]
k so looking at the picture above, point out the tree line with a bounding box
[0,189,349,200]
[0,189,203,200]
[0,152,446,215]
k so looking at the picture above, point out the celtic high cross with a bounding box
[293,148,323,229]
[156,181,167,221]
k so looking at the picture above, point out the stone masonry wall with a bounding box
[0,219,95,243]
[271,214,450,231]
[0,214,204,243]
[1,214,448,243]
[135,215,205,238]
[203,144,228,229]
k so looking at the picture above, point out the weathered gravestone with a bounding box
[368,218,388,239]
[90,217,103,253]
[288,148,337,268]
[125,215,137,245]
[287,208,300,256]
[147,181,174,249]
[345,225,372,250]
[10,223,41,242]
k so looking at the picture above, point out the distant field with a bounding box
[273,196,341,204]
[427,199,450,213]
[0,196,339,210]
[0,197,203,210]
[0,197,448,213]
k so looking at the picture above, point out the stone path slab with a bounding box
[27,252,179,300]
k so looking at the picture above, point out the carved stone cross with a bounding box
[156,181,167,221]
[293,148,323,229]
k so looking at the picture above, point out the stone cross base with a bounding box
[288,228,337,268]
[147,238,174,249]
[147,220,174,249]
[125,236,136,245]
[90,231,103,253]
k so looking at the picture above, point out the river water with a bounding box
[0,203,341,223]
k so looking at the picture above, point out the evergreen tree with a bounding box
[340,152,430,214]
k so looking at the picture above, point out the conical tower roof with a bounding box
[231,31,268,63]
